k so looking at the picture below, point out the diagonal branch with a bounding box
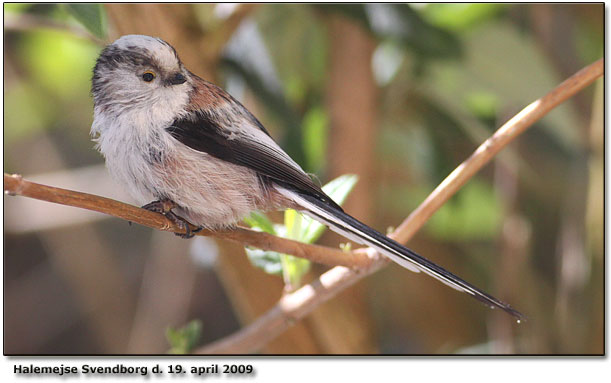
[391,58,604,245]
[195,58,603,354]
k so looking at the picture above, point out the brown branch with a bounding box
[195,58,604,354]
[392,58,604,245]
[3,174,374,269]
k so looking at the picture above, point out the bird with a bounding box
[91,35,524,321]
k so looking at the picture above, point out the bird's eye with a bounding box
[142,71,156,82]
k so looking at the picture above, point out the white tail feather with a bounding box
[275,187,525,320]
[279,188,430,276]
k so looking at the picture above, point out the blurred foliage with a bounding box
[380,176,502,241]
[166,320,203,354]
[63,4,107,38]
[420,3,508,31]
[428,179,503,241]
[3,3,603,354]
[301,107,328,173]
[4,3,103,169]
[318,4,462,60]
[5,3,34,13]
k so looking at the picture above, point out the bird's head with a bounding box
[92,35,192,117]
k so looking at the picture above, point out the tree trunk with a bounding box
[305,13,380,353]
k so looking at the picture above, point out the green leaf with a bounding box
[243,211,276,235]
[302,107,328,173]
[426,179,502,241]
[322,174,359,206]
[420,4,507,32]
[63,4,107,38]
[244,248,284,275]
[244,174,358,284]
[280,253,311,289]
[4,3,33,13]
[387,4,463,59]
[244,224,286,275]
[20,30,100,100]
[166,320,202,354]
[284,208,300,239]
[465,91,499,120]
[243,213,283,275]
[280,206,309,288]
[299,174,359,243]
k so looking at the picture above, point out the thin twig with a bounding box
[195,58,603,354]
[3,173,373,269]
[392,58,604,244]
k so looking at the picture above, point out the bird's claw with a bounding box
[165,211,194,238]
[141,199,176,214]
[142,199,201,239]
[174,223,203,239]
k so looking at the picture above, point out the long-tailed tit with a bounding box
[91,35,523,320]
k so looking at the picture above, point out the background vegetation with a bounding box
[3,3,603,354]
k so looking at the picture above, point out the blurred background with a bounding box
[3,3,603,354]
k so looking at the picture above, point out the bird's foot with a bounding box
[142,199,177,214]
[142,199,202,239]
[164,211,201,239]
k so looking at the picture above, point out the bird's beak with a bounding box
[167,72,187,85]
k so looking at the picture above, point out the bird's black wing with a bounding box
[166,109,342,211]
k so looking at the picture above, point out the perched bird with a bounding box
[91,35,523,320]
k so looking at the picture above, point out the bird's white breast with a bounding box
[91,94,268,229]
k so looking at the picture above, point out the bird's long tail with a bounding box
[280,189,524,321]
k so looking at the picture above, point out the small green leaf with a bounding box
[420,3,507,32]
[4,3,33,13]
[280,254,311,290]
[280,208,310,289]
[166,320,202,354]
[244,248,283,275]
[465,91,499,120]
[323,174,360,204]
[63,4,107,38]
[244,225,286,274]
[302,107,328,173]
[284,208,302,240]
[426,179,502,240]
[243,211,276,235]
[245,174,358,283]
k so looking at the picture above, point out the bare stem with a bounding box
[392,58,604,244]
[3,174,374,269]
[195,58,603,354]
